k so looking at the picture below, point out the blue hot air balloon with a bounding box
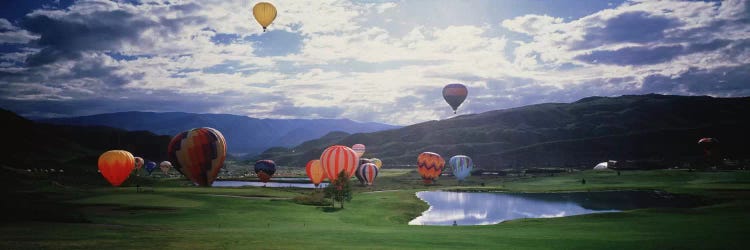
[145,161,157,175]
[449,155,473,182]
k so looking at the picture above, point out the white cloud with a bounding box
[1,0,749,125]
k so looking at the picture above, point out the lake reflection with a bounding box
[212,181,328,188]
[409,190,697,226]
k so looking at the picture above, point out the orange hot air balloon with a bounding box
[320,145,359,182]
[168,127,227,187]
[134,157,144,170]
[305,159,326,187]
[417,152,445,184]
[352,144,366,157]
[98,150,135,187]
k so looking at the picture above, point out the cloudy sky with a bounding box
[0,0,748,125]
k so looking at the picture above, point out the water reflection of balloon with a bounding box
[417,152,445,184]
[305,159,326,188]
[320,145,359,182]
[255,160,277,183]
[253,2,277,32]
[98,150,135,187]
[449,155,473,182]
[443,83,468,114]
[168,127,227,187]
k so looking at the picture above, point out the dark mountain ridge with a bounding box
[38,111,399,155]
[255,94,750,169]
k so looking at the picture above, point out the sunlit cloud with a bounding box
[1,0,748,125]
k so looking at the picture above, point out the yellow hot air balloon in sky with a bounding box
[253,2,277,32]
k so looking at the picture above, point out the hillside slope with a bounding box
[39,112,398,155]
[255,94,750,169]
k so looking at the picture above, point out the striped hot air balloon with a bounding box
[352,144,366,157]
[320,145,359,182]
[167,127,227,187]
[305,159,326,188]
[417,152,445,184]
[356,163,379,186]
[370,158,383,169]
[449,155,473,182]
[443,83,468,114]
[255,160,276,183]
[98,150,135,187]
[134,157,144,170]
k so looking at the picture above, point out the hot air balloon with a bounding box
[320,145,359,182]
[443,83,468,114]
[698,137,718,156]
[145,161,157,175]
[370,158,383,169]
[356,163,378,186]
[253,2,277,32]
[305,159,326,188]
[449,155,473,182]
[352,144,366,157]
[255,160,276,183]
[160,161,172,175]
[417,152,445,184]
[359,158,372,166]
[98,150,135,187]
[134,157,144,170]
[168,127,227,187]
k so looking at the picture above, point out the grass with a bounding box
[1,169,749,249]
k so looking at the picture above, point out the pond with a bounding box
[212,181,328,188]
[409,190,701,226]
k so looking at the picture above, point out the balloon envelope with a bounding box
[168,127,227,187]
[443,83,468,114]
[370,158,383,169]
[253,2,277,31]
[698,137,719,156]
[134,157,144,170]
[320,145,359,182]
[145,161,157,174]
[417,152,445,184]
[159,161,172,175]
[98,150,135,187]
[254,160,277,183]
[305,159,326,187]
[356,163,378,186]
[352,144,366,157]
[449,155,473,181]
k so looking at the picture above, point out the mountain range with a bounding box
[39,112,399,156]
[254,94,750,170]
[1,108,171,183]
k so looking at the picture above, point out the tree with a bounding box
[324,171,352,209]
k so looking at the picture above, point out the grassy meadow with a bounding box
[1,169,749,249]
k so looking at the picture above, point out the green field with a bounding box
[2,169,750,249]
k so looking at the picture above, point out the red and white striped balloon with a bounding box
[351,144,366,157]
[320,145,359,182]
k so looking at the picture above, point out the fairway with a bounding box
[2,170,749,249]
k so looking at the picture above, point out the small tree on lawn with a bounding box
[324,171,352,209]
